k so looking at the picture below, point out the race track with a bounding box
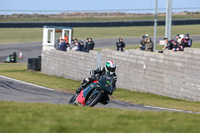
[0,75,194,113]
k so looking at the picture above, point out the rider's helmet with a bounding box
[105,61,116,75]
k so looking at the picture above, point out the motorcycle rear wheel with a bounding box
[85,90,102,107]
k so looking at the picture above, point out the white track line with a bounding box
[0,75,55,91]
[113,100,197,113]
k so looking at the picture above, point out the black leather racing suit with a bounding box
[76,67,117,105]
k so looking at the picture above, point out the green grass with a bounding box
[0,25,200,44]
[0,101,200,133]
[94,42,200,51]
[0,63,200,112]
[1,14,200,22]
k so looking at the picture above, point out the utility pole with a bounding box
[153,0,157,52]
[165,0,172,40]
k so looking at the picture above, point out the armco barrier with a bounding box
[42,48,200,102]
[1,19,200,28]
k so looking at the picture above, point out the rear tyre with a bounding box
[85,90,102,107]
[69,94,78,105]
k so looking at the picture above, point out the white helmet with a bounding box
[105,61,116,75]
[179,34,185,40]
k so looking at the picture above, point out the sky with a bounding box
[0,0,200,11]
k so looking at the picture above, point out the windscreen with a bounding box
[98,73,113,94]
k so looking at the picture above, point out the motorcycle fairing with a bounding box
[76,83,98,106]
[76,90,85,106]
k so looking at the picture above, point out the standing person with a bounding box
[144,37,153,52]
[60,39,67,51]
[139,35,146,51]
[185,34,192,47]
[116,37,125,51]
[54,38,60,50]
[176,34,180,41]
[78,40,85,52]
[85,38,95,53]
[90,38,95,50]
[64,33,69,43]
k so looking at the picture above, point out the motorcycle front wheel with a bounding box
[68,94,78,105]
[85,90,102,107]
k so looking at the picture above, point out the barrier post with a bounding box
[97,52,101,68]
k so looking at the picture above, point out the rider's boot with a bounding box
[76,77,91,94]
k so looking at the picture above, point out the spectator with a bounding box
[64,33,69,43]
[78,40,85,52]
[85,38,95,53]
[185,34,192,47]
[139,36,146,51]
[116,37,125,51]
[70,39,75,49]
[144,37,153,52]
[145,34,152,42]
[176,34,180,41]
[172,40,180,51]
[179,34,185,40]
[72,38,79,51]
[55,38,60,50]
[177,38,189,51]
[60,39,67,51]
[163,38,173,50]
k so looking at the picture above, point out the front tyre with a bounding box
[85,90,102,107]
[69,94,78,105]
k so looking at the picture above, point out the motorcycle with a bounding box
[4,56,18,63]
[69,73,114,107]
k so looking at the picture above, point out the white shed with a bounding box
[42,26,73,51]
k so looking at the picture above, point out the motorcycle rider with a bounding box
[76,61,117,105]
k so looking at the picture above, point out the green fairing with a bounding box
[83,83,98,98]
[83,74,113,100]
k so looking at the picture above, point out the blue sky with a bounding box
[1,0,200,10]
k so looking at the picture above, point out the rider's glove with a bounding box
[91,76,97,81]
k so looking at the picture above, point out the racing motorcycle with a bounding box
[69,73,114,107]
[4,56,18,63]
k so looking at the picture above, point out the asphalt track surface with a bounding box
[1,35,200,63]
[0,75,195,113]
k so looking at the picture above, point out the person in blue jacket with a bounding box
[60,39,67,51]
[185,34,192,47]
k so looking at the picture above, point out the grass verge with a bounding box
[0,101,200,133]
[0,25,200,44]
[0,63,200,112]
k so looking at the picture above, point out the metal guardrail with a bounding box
[0,19,200,28]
